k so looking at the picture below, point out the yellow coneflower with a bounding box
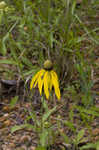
[30,60,61,100]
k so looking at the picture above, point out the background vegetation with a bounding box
[0,0,99,150]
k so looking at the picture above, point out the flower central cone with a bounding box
[44,60,53,70]
[30,60,61,100]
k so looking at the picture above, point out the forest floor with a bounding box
[0,1,99,150]
[0,52,99,150]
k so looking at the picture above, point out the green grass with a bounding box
[0,0,99,149]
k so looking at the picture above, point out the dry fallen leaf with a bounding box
[92,128,99,136]
[20,135,31,143]
[30,146,36,150]
[9,143,16,149]
[77,0,82,4]
[3,120,11,127]
[3,106,11,112]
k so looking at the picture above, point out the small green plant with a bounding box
[80,141,99,150]
[11,60,61,149]
[11,97,57,149]
[56,115,86,150]
[75,50,94,106]
[29,98,57,149]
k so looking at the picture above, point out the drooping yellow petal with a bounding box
[30,69,45,89]
[34,69,45,88]
[30,66,61,101]
[44,71,49,99]
[51,70,58,81]
[51,71,61,100]
[30,72,39,89]
[38,70,45,95]
[38,77,44,95]
[49,72,53,91]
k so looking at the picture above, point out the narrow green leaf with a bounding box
[0,10,3,25]
[11,124,28,133]
[64,121,76,132]
[75,14,99,45]
[80,143,95,150]
[60,131,70,143]
[23,67,39,76]
[1,32,9,55]
[40,130,48,147]
[10,96,18,108]
[77,129,85,143]
[11,124,34,133]
[21,56,33,67]
[96,141,99,150]
[35,146,46,150]
[42,106,57,123]
[0,59,18,65]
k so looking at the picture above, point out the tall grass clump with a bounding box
[0,0,99,149]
